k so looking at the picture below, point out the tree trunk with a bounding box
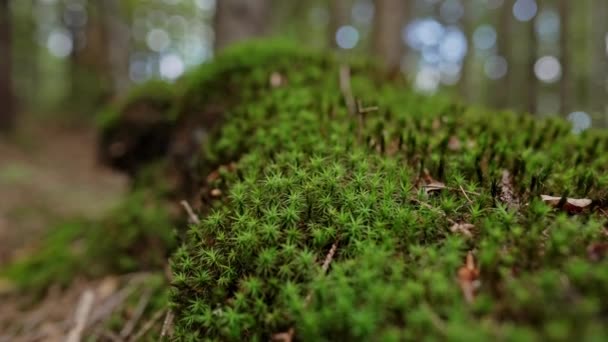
[328,0,350,49]
[526,10,537,114]
[101,0,130,96]
[559,0,570,116]
[590,0,607,125]
[494,0,512,109]
[0,0,14,131]
[372,0,407,72]
[214,0,271,52]
[459,0,472,102]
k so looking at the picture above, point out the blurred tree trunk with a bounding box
[372,0,407,72]
[590,0,607,124]
[101,0,130,96]
[214,0,271,51]
[459,0,472,102]
[328,0,350,48]
[0,0,14,131]
[494,0,512,109]
[559,0,570,115]
[525,11,537,114]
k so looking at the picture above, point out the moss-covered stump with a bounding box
[11,41,604,340]
[142,42,607,341]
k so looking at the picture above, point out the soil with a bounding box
[0,120,128,265]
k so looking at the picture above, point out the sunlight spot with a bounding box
[352,0,374,25]
[147,28,171,52]
[535,8,559,43]
[484,55,508,80]
[415,66,441,94]
[473,25,496,50]
[534,56,561,83]
[439,27,467,62]
[336,25,359,49]
[440,0,464,24]
[47,29,73,58]
[195,0,215,12]
[160,54,185,80]
[568,111,591,133]
[513,0,537,22]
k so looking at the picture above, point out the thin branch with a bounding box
[129,310,164,342]
[180,200,200,225]
[459,185,473,204]
[160,310,175,340]
[339,65,356,116]
[120,287,153,338]
[274,241,339,341]
[66,289,95,342]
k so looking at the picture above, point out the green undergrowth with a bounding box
[1,186,176,295]
[7,41,608,340]
[163,42,608,340]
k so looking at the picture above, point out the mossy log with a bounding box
[98,41,607,340]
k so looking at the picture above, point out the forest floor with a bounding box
[0,119,132,341]
[0,119,127,264]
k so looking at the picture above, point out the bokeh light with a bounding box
[47,28,73,58]
[534,56,561,83]
[473,25,497,51]
[336,25,360,49]
[146,28,171,52]
[484,55,508,80]
[568,111,592,133]
[513,0,537,22]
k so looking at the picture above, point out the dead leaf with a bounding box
[448,136,461,151]
[270,72,284,88]
[450,223,475,238]
[457,251,480,304]
[206,170,220,183]
[587,242,608,261]
[421,169,446,194]
[540,195,592,213]
[272,328,294,342]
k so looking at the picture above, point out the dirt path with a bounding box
[0,122,127,264]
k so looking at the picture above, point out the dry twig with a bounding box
[273,241,339,341]
[180,200,201,225]
[160,310,174,339]
[120,287,153,338]
[66,289,95,342]
[129,310,164,342]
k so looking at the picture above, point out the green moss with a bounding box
[163,41,608,340]
[1,187,176,294]
[97,79,176,129]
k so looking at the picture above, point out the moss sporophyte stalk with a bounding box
[7,41,608,340]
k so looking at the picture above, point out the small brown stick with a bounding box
[160,310,175,339]
[274,242,339,341]
[339,65,356,116]
[66,289,95,342]
[180,200,200,225]
[459,185,473,204]
[129,310,164,342]
[321,241,339,274]
[120,287,153,338]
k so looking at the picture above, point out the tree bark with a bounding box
[0,0,14,131]
[214,0,271,52]
[526,9,537,114]
[101,0,130,96]
[328,0,350,49]
[559,0,570,116]
[372,0,407,72]
[590,0,607,124]
[494,0,512,109]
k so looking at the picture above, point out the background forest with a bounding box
[0,0,607,132]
